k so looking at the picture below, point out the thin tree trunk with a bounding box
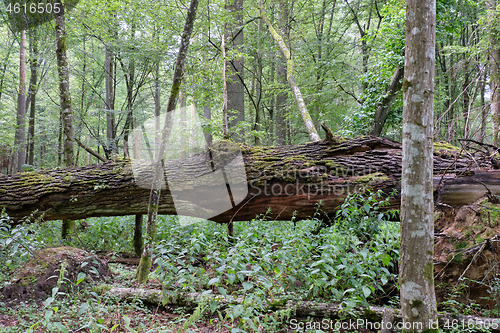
[370,66,404,136]
[222,35,229,138]
[225,0,245,142]
[136,0,199,284]
[400,0,438,331]
[260,6,320,142]
[253,12,263,146]
[0,38,15,104]
[55,0,75,239]
[481,69,487,142]
[27,31,38,166]
[123,60,135,158]
[105,45,116,157]
[13,29,27,174]
[134,214,143,257]
[488,0,500,146]
[275,0,289,145]
[204,105,212,148]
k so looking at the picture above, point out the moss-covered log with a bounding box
[103,286,500,332]
[0,136,498,223]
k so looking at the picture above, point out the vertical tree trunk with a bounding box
[13,29,27,174]
[27,31,38,166]
[481,70,487,142]
[400,0,438,331]
[136,0,199,284]
[225,0,245,142]
[0,39,15,105]
[275,0,289,145]
[268,45,276,144]
[370,66,404,136]
[55,0,75,239]
[134,214,143,257]
[123,57,135,158]
[105,45,116,157]
[488,0,500,146]
[222,35,229,138]
[204,105,212,147]
[253,11,263,146]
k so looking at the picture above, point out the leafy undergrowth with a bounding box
[0,191,495,332]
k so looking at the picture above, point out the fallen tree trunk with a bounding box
[0,136,498,223]
[104,286,500,332]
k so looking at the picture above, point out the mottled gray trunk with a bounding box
[13,29,27,174]
[222,35,229,138]
[400,0,438,331]
[55,1,75,239]
[27,32,38,166]
[275,0,289,145]
[136,0,199,284]
[225,0,245,142]
[105,45,116,156]
[204,105,212,148]
[55,3,74,167]
[481,71,487,142]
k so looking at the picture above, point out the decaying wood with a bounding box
[1,136,499,224]
[104,286,500,332]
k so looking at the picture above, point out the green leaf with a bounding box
[381,253,392,266]
[77,302,88,316]
[53,322,68,332]
[242,282,253,292]
[362,286,371,298]
[343,288,355,295]
[76,272,86,285]
[208,277,219,286]
[217,287,228,298]
[381,276,388,285]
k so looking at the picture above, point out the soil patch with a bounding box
[1,246,111,302]
[434,198,500,310]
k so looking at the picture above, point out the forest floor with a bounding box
[0,259,374,333]
[0,191,498,332]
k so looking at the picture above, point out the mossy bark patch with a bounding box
[1,246,111,302]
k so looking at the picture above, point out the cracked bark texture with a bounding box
[1,136,499,225]
[400,0,438,331]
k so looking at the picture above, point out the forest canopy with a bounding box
[0,0,493,171]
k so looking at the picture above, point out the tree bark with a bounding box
[135,0,199,284]
[27,31,38,167]
[13,29,27,174]
[54,0,75,239]
[260,5,320,142]
[488,0,500,146]
[225,0,245,142]
[1,136,498,225]
[400,0,438,331]
[105,45,116,157]
[222,35,229,138]
[275,0,289,145]
[133,214,143,257]
[370,66,404,136]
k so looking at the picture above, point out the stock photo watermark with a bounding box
[288,318,500,332]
